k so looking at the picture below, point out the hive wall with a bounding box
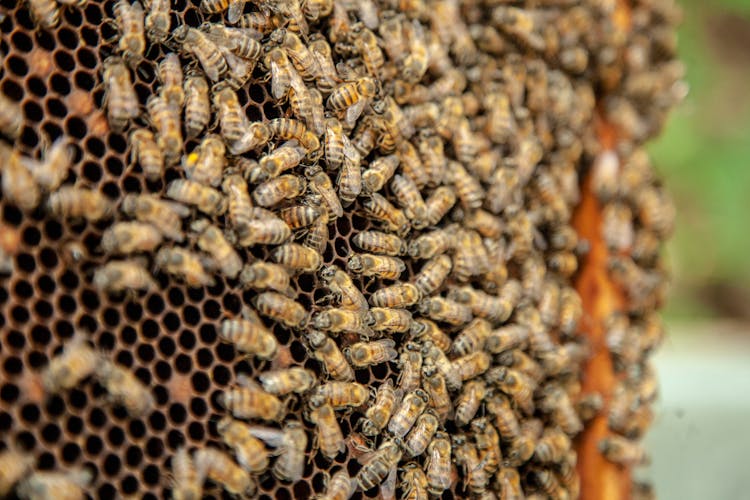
[0,0,681,498]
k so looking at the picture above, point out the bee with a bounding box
[47,187,113,221]
[452,230,489,282]
[0,93,22,139]
[239,262,293,297]
[443,161,483,210]
[257,143,306,183]
[484,324,528,355]
[311,382,368,409]
[194,447,256,496]
[307,330,354,381]
[558,286,582,337]
[599,436,648,466]
[485,367,535,415]
[421,340,460,391]
[217,417,269,473]
[361,154,398,194]
[322,117,346,171]
[412,254,451,296]
[424,432,451,496]
[129,129,164,182]
[202,22,263,62]
[547,250,578,278]
[258,367,315,396]
[95,359,154,416]
[472,417,501,474]
[312,308,370,336]
[146,95,182,165]
[395,341,422,392]
[417,297,472,326]
[345,339,397,368]
[220,307,278,359]
[453,379,486,428]
[309,400,346,460]
[278,205,321,231]
[369,282,421,308]
[317,469,355,500]
[120,194,189,243]
[40,333,99,395]
[352,230,405,257]
[219,374,284,421]
[421,362,451,422]
[496,349,544,384]
[304,211,330,255]
[183,72,210,138]
[212,84,247,145]
[15,469,92,500]
[327,78,378,126]
[272,243,322,273]
[190,219,241,279]
[533,426,572,464]
[264,47,296,100]
[309,36,340,93]
[101,221,162,256]
[361,379,399,436]
[166,179,225,216]
[268,118,319,152]
[113,0,145,64]
[253,291,307,328]
[448,284,519,325]
[452,434,489,495]
[102,56,139,132]
[352,24,384,77]
[423,186,456,226]
[338,138,362,206]
[250,421,308,482]
[362,307,410,334]
[347,253,405,280]
[250,174,306,208]
[636,185,676,238]
[494,467,523,500]
[184,139,226,189]
[305,165,343,218]
[576,392,604,423]
[401,409,438,459]
[351,115,380,157]
[92,259,156,295]
[538,279,561,328]
[485,393,520,443]
[1,150,40,211]
[415,132,446,187]
[410,319,449,353]
[0,448,34,496]
[143,0,170,43]
[389,174,427,228]
[361,193,411,236]
[280,30,320,81]
[450,318,490,357]
[356,439,402,492]
[155,247,215,287]
[452,351,491,382]
[173,26,226,82]
[387,388,429,438]
[24,137,73,192]
[157,53,184,111]
[407,226,453,259]
[236,9,278,33]
[319,265,368,312]
[170,447,202,500]
[221,175,265,241]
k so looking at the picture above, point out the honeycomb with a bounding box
[0,0,682,498]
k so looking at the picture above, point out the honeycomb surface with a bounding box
[0,0,682,498]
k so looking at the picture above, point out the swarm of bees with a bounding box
[0,0,681,497]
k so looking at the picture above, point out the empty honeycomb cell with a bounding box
[57,294,77,314]
[61,442,82,463]
[45,97,68,118]
[10,31,32,52]
[7,54,29,77]
[74,70,96,90]
[30,325,51,345]
[66,415,84,435]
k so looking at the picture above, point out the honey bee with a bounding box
[220,307,278,359]
[217,417,269,473]
[422,186,456,227]
[356,438,402,492]
[212,84,248,145]
[319,265,368,312]
[307,330,354,381]
[485,367,535,415]
[407,226,453,259]
[485,324,529,354]
[395,341,422,392]
[191,219,242,279]
[278,205,321,231]
[345,339,397,368]
[417,297,472,326]
[412,254,451,296]
[444,161,483,210]
[15,469,93,500]
[424,431,451,496]
[387,388,429,438]
[364,307,412,334]
[146,95,182,165]
[389,174,427,228]
[173,26,226,82]
[409,319,448,353]
[533,426,572,464]
[40,333,98,395]
[547,250,578,278]
[360,154,397,194]
[100,221,162,256]
[361,379,399,436]
[337,138,362,206]
[113,0,145,64]
[268,118,319,151]
[155,247,215,287]
[257,142,306,182]
[47,187,113,221]
[636,185,676,238]
[352,230,405,256]
[352,24,384,77]
[415,132,446,187]
[202,22,263,62]
[311,381,368,409]
[453,230,490,282]
[304,211,330,256]
[171,448,202,500]
[309,36,340,93]
[0,93,22,139]
[402,410,438,458]
[452,434,489,495]
[327,78,378,126]
[251,174,306,208]
[272,243,322,272]
[263,46,295,100]
[194,447,256,496]
[1,149,40,211]
[577,392,604,423]
[421,362,452,422]
[120,194,189,243]
[351,115,380,158]
[258,367,315,396]
[157,53,184,111]
[309,399,346,460]
[92,259,156,295]
[183,72,210,138]
[128,129,163,182]
[312,308,370,336]
[485,393,520,442]
[305,165,344,218]
[398,462,428,500]
[599,436,648,466]
[472,417,501,474]
[319,119,346,172]
[451,379,484,428]
[183,135,225,187]
[369,282,421,308]
[0,448,34,496]
[280,30,320,81]
[451,318,491,357]
[420,340,459,390]
[452,351,491,382]
[254,291,307,328]
[361,193,411,236]
[559,287,582,337]
[239,262,294,297]
[101,56,139,132]
[530,468,566,499]
[496,349,544,384]
[449,283,520,326]
[23,137,72,192]
[219,374,284,421]
[346,253,404,280]
[95,359,154,416]
[166,179,225,216]
[251,421,308,482]
[317,469,355,500]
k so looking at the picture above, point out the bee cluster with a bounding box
[0,0,681,497]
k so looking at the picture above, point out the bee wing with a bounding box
[381,465,397,500]
[247,426,287,447]
[226,0,245,24]
[155,198,192,218]
[344,99,367,128]
[270,62,290,100]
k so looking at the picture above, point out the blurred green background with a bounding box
[651,0,750,321]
